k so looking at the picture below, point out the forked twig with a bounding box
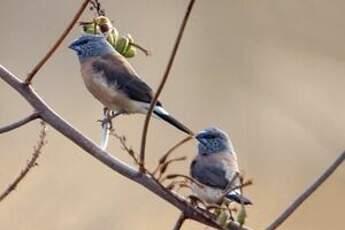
[25,0,91,84]
[266,151,345,230]
[156,156,187,180]
[139,0,196,172]
[0,112,40,134]
[153,135,193,176]
[0,122,47,203]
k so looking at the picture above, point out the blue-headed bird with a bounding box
[69,35,192,134]
[191,127,252,205]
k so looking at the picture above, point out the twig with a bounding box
[266,151,345,230]
[156,157,187,180]
[109,128,139,165]
[139,0,196,172]
[153,136,193,176]
[0,121,47,203]
[129,42,151,56]
[161,174,204,189]
[173,213,187,230]
[24,0,91,84]
[0,112,40,134]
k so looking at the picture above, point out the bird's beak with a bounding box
[68,40,81,53]
[195,133,208,146]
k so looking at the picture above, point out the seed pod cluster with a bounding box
[81,16,142,58]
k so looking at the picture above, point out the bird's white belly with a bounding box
[191,183,223,204]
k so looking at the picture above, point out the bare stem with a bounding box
[139,0,196,172]
[266,151,345,230]
[0,112,40,134]
[25,0,91,84]
[0,121,47,203]
[173,213,187,230]
[129,42,151,56]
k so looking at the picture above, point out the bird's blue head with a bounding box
[68,34,114,61]
[195,127,234,156]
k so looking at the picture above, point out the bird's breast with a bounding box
[80,59,137,113]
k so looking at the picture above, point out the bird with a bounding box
[190,127,252,205]
[68,34,192,134]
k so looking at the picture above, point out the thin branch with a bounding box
[0,65,252,230]
[266,151,345,230]
[0,112,40,134]
[153,136,193,176]
[173,213,187,230]
[161,174,204,188]
[156,156,187,180]
[109,128,139,165]
[139,0,196,172]
[24,0,92,84]
[0,121,47,203]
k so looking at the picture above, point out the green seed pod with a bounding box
[107,28,119,47]
[115,36,130,55]
[216,209,230,227]
[95,16,113,34]
[236,206,246,226]
[82,22,99,34]
[123,47,136,58]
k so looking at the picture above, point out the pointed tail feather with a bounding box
[153,107,193,135]
[226,191,252,205]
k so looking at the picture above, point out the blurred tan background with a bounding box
[1,0,345,229]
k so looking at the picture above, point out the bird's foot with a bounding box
[97,116,113,129]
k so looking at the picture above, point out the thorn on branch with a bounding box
[0,121,47,203]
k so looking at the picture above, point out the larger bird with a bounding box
[69,35,192,134]
[191,127,252,205]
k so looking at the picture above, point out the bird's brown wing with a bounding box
[92,53,162,106]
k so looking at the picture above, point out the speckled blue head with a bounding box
[69,34,114,62]
[195,127,234,156]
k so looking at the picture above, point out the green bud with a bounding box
[123,47,136,58]
[216,209,230,227]
[236,206,246,226]
[115,36,130,55]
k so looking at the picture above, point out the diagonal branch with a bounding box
[139,0,196,172]
[0,65,252,230]
[0,112,40,134]
[0,121,47,203]
[24,0,91,84]
[266,151,345,230]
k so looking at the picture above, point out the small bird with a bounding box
[68,34,192,134]
[190,127,252,205]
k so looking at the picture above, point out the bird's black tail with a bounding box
[226,192,252,205]
[153,107,193,135]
